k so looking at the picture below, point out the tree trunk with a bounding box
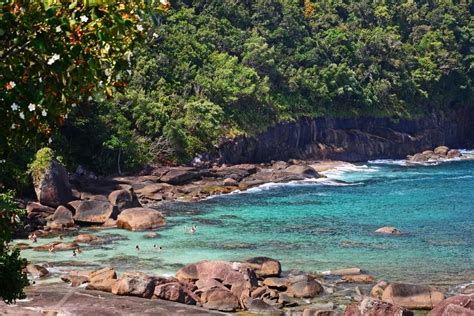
[117,149,122,175]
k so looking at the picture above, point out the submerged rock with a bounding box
[341,274,375,284]
[33,241,78,251]
[116,208,166,231]
[327,267,362,276]
[74,234,101,243]
[375,227,401,235]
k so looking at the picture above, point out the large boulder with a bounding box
[371,281,389,300]
[288,279,323,298]
[111,272,156,298]
[61,270,91,287]
[159,167,201,185]
[153,282,198,305]
[381,283,445,309]
[244,257,281,277]
[33,160,73,208]
[69,200,115,224]
[284,164,319,178]
[434,146,449,156]
[176,261,244,286]
[26,202,56,216]
[86,267,117,292]
[427,294,474,316]
[447,149,462,159]
[201,287,240,312]
[108,189,140,214]
[247,298,280,314]
[49,205,74,229]
[25,264,49,278]
[116,208,166,231]
[344,297,413,316]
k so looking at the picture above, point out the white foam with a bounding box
[459,149,474,155]
[368,159,407,166]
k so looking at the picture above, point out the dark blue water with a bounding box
[21,158,474,288]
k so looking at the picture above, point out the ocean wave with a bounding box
[368,159,407,166]
[459,149,474,155]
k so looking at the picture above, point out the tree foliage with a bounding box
[0,0,168,188]
[86,0,471,166]
[0,190,28,303]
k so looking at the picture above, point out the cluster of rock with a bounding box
[24,159,166,235]
[407,145,468,163]
[118,160,323,205]
[54,258,474,315]
[23,159,324,234]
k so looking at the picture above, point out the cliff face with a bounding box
[217,109,474,164]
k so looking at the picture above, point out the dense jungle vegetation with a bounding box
[2,0,473,189]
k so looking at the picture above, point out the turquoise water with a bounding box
[20,158,474,289]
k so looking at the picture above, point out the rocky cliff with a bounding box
[217,109,474,164]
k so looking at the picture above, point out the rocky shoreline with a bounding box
[11,145,474,315]
[11,256,474,315]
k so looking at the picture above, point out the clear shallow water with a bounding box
[20,158,474,289]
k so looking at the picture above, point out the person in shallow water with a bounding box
[48,245,55,254]
[191,225,197,234]
[136,245,140,251]
[29,233,37,243]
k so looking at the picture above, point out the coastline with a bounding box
[11,147,474,315]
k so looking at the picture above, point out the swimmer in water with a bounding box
[48,245,56,254]
[136,245,140,251]
[190,225,197,234]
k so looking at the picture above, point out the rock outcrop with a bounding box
[427,294,474,316]
[116,208,166,231]
[33,160,73,208]
[69,200,115,224]
[381,283,444,310]
[49,205,74,229]
[216,109,474,164]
